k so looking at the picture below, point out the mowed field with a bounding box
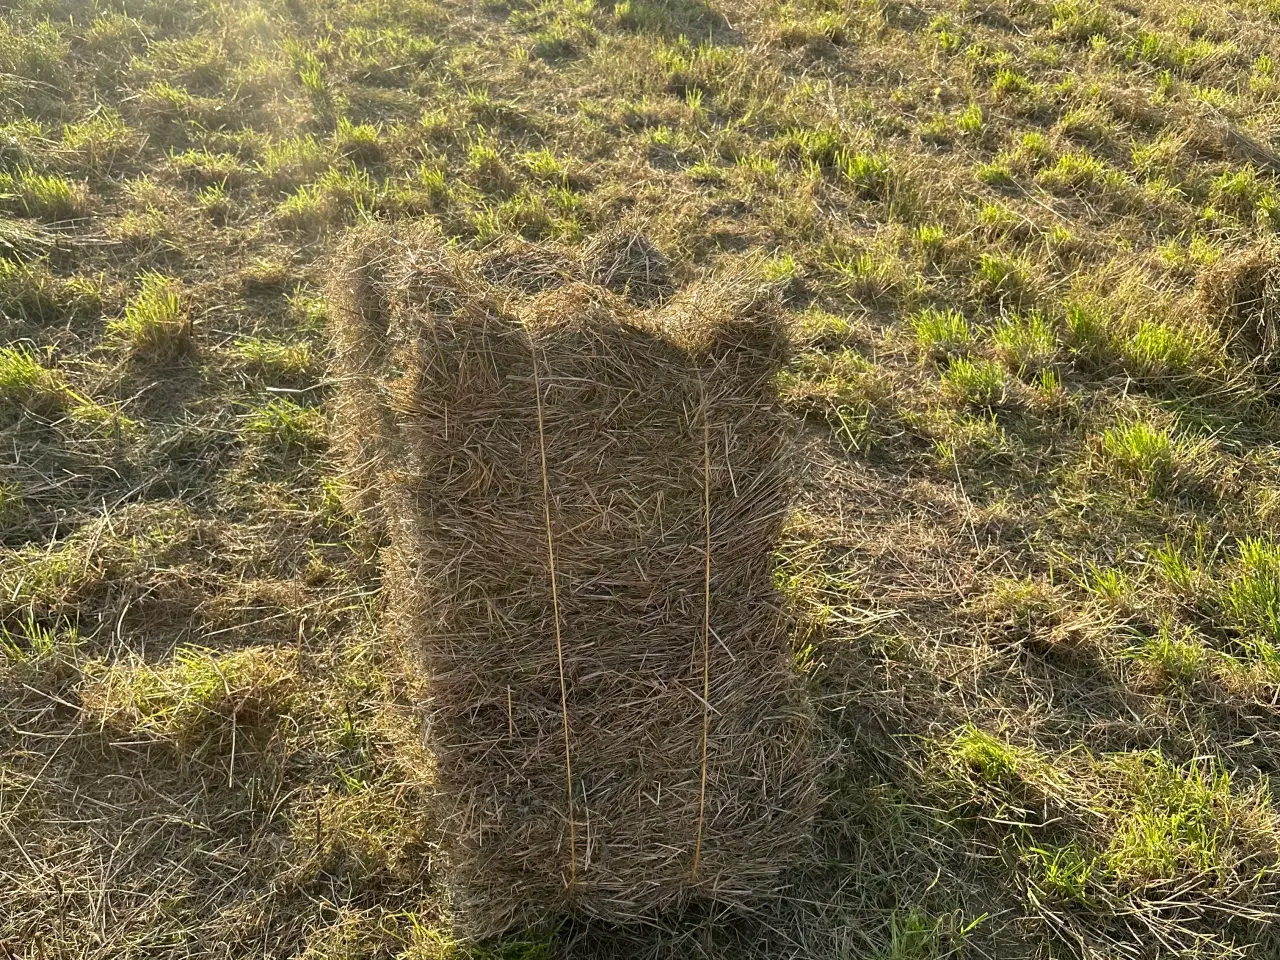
[4,0,1280,955]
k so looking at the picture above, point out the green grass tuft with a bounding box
[957,102,984,135]
[1102,754,1269,889]
[234,337,315,380]
[914,223,946,258]
[0,344,65,415]
[399,927,558,960]
[108,272,192,362]
[941,357,1006,407]
[0,167,88,221]
[243,396,326,449]
[948,725,1024,784]
[82,646,298,751]
[1025,843,1096,904]
[911,307,971,359]
[993,311,1058,376]
[334,117,384,164]
[1221,538,1280,656]
[974,252,1031,303]
[1098,420,1203,495]
[838,151,893,199]
[1130,620,1211,684]
[0,616,79,686]
[1121,319,1214,377]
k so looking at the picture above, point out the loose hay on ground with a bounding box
[329,224,818,937]
[1197,243,1280,371]
[582,228,674,306]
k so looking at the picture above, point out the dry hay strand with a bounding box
[582,228,674,306]
[1197,243,1280,371]
[329,224,819,937]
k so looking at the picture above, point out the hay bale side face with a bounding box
[328,231,396,529]
[329,224,478,534]
[334,234,817,936]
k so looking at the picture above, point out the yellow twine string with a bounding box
[692,382,712,880]
[531,343,577,888]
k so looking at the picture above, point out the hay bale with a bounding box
[1197,244,1280,371]
[329,225,818,937]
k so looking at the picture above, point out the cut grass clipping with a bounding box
[329,225,818,936]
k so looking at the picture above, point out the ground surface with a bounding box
[3,0,1280,956]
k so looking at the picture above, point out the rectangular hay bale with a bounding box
[330,227,819,937]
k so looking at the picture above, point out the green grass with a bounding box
[1101,754,1267,889]
[956,102,984,135]
[234,336,316,380]
[1222,538,1280,654]
[1024,843,1095,904]
[108,272,191,362]
[82,645,298,750]
[780,349,896,455]
[62,110,138,170]
[978,575,1062,637]
[874,907,973,960]
[838,151,893,199]
[940,357,1007,407]
[1098,419,1205,495]
[1121,318,1214,377]
[260,134,330,186]
[399,928,557,960]
[1101,420,1175,482]
[334,117,384,164]
[244,396,327,449]
[914,223,946,258]
[948,725,1025,784]
[1149,540,1209,599]
[6,0,1280,954]
[1037,150,1125,194]
[0,616,79,686]
[974,252,1032,303]
[0,167,88,220]
[0,344,64,414]
[1130,620,1211,684]
[911,306,971,359]
[0,615,67,665]
[993,311,1058,376]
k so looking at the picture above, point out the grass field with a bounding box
[4,0,1280,955]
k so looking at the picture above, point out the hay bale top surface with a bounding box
[333,226,786,405]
